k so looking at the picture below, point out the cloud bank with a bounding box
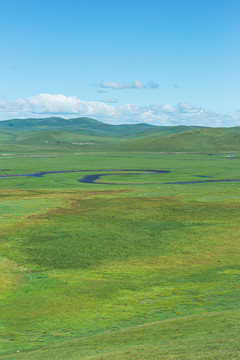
[100,80,159,90]
[0,93,239,127]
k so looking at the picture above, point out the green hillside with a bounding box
[110,127,240,152]
[0,117,239,152]
[0,117,157,138]
[0,118,204,139]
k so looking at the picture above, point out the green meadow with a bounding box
[0,119,240,359]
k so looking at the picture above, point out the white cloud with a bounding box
[100,80,159,90]
[27,94,117,117]
[0,94,239,127]
[28,94,83,113]
[161,103,175,113]
[178,102,201,114]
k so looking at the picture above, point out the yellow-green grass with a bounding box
[0,152,240,359]
[1,311,239,360]
[0,193,66,227]
[1,191,240,356]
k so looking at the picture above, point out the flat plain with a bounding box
[0,119,240,359]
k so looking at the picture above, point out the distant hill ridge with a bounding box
[0,117,239,151]
[0,117,201,132]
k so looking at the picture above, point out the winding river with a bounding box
[0,169,240,185]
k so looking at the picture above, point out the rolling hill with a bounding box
[0,117,239,152]
[110,127,240,152]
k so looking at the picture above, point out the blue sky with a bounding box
[0,0,239,126]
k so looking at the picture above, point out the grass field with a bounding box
[0,143,240,359]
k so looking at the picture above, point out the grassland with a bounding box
[0,118,240,359]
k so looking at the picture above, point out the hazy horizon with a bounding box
[0,115,239,128]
